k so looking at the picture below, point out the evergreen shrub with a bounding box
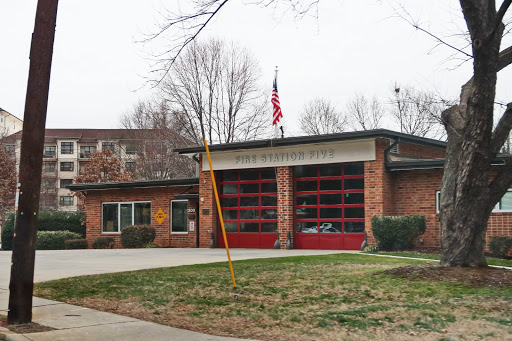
[92,237,115,249]
[371,215,426,251]
[64,238,88,249]
[121,225,156,248]
[489,236,512,258]
[36,231,82,250]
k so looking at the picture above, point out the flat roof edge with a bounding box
[68,178,199,191]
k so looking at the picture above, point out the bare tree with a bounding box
[299,98,345,135]
[345,93,385,131]
[144,0,512,267]
[160,39,269,144]
[390,85,447,139]
[120,99,196,180]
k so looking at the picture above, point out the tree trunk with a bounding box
[439,2,508,267]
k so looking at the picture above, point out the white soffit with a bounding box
[202,139,376,171]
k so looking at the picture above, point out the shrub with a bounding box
[371,215,426,251]
[489,236,512,258]
[121,225,156,248]
[144,242,161,248]
[64,239,88,249]
[1,213,15,250]
[37,211,86,237]
[1,210,85,250]
[36,231,82,250]
[92,237,115,249]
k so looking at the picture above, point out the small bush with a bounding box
[64,239,88,249]
[36,231,82,250]
[489,236,512,258]
[144,242,161,248]
[92,237,115,249]
[121,225,156,248]
[364,245,379,253]
[1,213,15,250]
[371,215,426,251]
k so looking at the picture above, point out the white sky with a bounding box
[1,0,511,136]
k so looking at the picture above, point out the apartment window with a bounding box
[125,162,135,171]
[42,179,56,189]
[102,202,151,233]
[436,190,512,213]
[60,179,73,188]
[80,146,96,158]
[44,162,56,173]
[61,142,74,154]
[102,142,115,152]
[43,146,56,158]
[60,196,74,206]
[5,145,15,154]
[125,143,138,155]
[171,200,188,233]
[60,162,74,171]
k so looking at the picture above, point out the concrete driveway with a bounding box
[0,248,352,289]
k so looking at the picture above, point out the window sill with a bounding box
[171,232,188,235]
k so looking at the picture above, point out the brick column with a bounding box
[198,156,218,248]
[277,166,294,248]
[364,138,396,246]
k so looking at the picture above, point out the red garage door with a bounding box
[218,168,278,248]
[294,163,365,250]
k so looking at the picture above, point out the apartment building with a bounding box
[0,108,23,137]
[4,129,148,211]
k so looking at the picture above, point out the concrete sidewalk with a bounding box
[0,248,354,341]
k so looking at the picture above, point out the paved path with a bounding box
[0,248,352,341]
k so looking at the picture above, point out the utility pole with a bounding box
[8,0,59,324]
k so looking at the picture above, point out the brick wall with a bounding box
[198,159,217,248]
[277,166,294,248]
[85,186,198,249]
[397,141,446,159]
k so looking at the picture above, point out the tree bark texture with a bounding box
[8,0,59,323]
[440,0,512,267]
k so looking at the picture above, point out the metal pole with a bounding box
[8,0,59,324]
[204,140,237,288]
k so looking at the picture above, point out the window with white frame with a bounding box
[436,190,512,213]
[171,200,188,233]
[60,196,74,206]
[102,202,151,233]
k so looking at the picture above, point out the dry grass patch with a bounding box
[34,254,512,340]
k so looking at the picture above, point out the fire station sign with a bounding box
[202,139,376,171]
[154,209,166,224]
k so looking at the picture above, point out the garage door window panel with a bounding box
[219,168,277,234]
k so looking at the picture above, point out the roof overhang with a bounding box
[68,178,199,192]
[174,129,447,156]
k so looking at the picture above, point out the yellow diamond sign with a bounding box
[154,208,166,224]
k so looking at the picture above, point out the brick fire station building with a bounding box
[69,129,512,250]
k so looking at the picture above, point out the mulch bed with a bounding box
[382,264,512,287]
[0,315,54,334]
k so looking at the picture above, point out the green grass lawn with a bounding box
[369,251,512,267]
[34,254,512,340]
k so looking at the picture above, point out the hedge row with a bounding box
[1,210,85,250]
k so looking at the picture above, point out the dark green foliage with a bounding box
[64,239,88,249]
[92,237,115,249]
[1,210,85,250]
[36,231,82,250]
[37,211,86,237]
[0,213,15,250]
[371,215,426,251]
[489,236,512,258]
[121,225,156,248]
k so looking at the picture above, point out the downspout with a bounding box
[192,154,200,177]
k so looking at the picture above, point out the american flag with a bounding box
[272,76,282,126]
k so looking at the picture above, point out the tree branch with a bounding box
[488,158,512,204]
[498,45,512,71]
[490,103,512,156]
[488,0,512,41]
